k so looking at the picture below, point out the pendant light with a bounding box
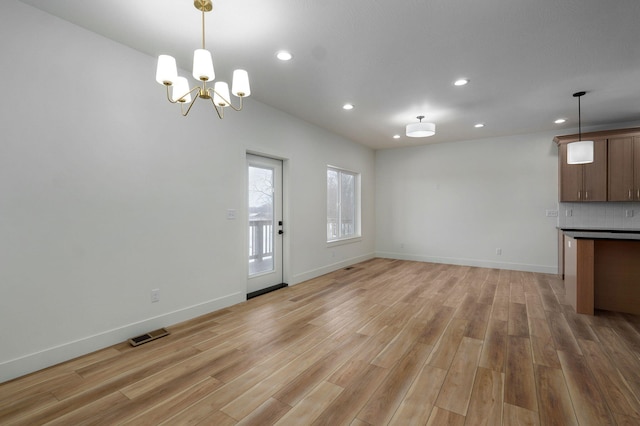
[567,91,594,164]
[406,115,436,138]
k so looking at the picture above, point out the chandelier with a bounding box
[155,0,250,118]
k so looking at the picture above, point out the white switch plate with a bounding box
[151,289,160,303]
[227,209,236,220]
[626,209,634,218]
[546,210,558,217]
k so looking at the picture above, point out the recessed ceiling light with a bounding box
[276,51,293,61]
[454,79,469,86]
[342,103,354,110]
[393,134,401,139]
[474,123,485,128]
[554,118,567,124]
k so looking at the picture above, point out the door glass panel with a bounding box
[248,165,274,276]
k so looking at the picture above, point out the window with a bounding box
[327,166,360,241]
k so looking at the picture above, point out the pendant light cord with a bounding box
[578,95,582,141]
[573,91,586,142]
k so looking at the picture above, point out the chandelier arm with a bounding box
[165,84,174,103]
[180,92,201,116]
[165,85,201,105]
[209,97,225,119]
[228,95,244,112]
[210,88,244,112]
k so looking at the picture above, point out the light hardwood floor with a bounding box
[2,258,640,425]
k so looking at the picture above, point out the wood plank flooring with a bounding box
[2,258,640,425]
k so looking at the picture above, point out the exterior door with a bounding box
[247,154,284,297]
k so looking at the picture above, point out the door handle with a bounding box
[278,230,284,235]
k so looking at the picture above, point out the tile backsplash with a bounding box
[558,202,640,230]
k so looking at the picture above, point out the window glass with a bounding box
[327,167,359,241]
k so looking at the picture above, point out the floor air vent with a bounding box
[129,328,170,347]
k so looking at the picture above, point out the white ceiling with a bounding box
[17,0,640,149]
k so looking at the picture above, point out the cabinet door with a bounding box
[634,137,640,200]
[582,138,607,201]
[608,137,634,201]
[559,143,582,202]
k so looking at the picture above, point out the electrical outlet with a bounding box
[626,209,634,218]
[151,289,160,303]
[496,248,502,255]
[565,209,573,217]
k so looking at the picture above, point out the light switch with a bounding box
[227,209,236,220]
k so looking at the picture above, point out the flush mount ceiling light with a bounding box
[555,118,567,124]
[406,116,436,138]
[276,51,293,61]
[342,103,354,110]
[454,78,469,86]
[155,0,250,118]
[567,91,594,164]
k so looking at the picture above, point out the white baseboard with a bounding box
[0,292,244,384]
[376,252,558,274]
[291,252,376,285]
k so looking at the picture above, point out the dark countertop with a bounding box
[560,228,640,241]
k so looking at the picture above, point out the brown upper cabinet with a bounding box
[556,138,607,202]
[555,127,640,202]
[608,136,640,201]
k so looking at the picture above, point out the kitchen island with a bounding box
[562,229,640,315]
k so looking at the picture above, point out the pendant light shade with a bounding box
[567,140,594,164]
[406,115,436,138]
[171,77,191,103]
[156,55,177,85]
[192,49,215,82]
[232,69,251,97]
[213,81,230,107]
[567,91,594,165]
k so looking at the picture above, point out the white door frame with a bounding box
[246,152,288,298]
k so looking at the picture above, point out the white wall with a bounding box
[375,132,560,273]
[0,0,375,382]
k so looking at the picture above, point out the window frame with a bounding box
[326,165,361,243]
